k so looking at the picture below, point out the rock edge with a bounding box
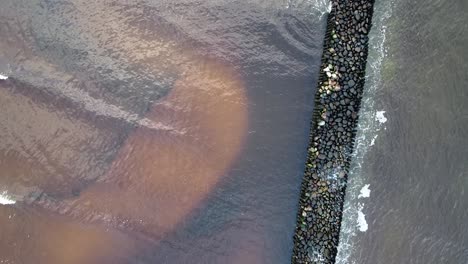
[292,1,376,263]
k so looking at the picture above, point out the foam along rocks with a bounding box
[292,0,376,262]
[0,73,8,80]
[358,184,371,198]
[0,192,16,205]
[356,185,370,232]
[376,110,387,123]
[357,209,368,232]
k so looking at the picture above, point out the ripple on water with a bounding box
[0,0,328,263]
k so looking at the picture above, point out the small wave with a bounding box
[285,0,331,19]
[0,191,16,205]
[7,71,183,134]
[369,134,378,146]
[0,63,12,80]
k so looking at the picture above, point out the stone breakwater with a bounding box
[292,0,375,263]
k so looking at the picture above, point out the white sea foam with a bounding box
[0,192,16,205]
[357,208,368,232]
[0,73,8,80]
[376,110,387,124]
[356,184,370,232]
[358,184,371,198]
[335,0,395,263]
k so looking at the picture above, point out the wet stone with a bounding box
[293,0,374,263]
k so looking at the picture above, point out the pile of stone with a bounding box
[292,0,375,263]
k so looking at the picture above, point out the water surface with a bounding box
[337,0,468,263]
[0,0,329,263]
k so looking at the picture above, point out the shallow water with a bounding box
[337,0,468,263]
[0,0,328,263]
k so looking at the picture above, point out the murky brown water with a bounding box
[0,0,327,263]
